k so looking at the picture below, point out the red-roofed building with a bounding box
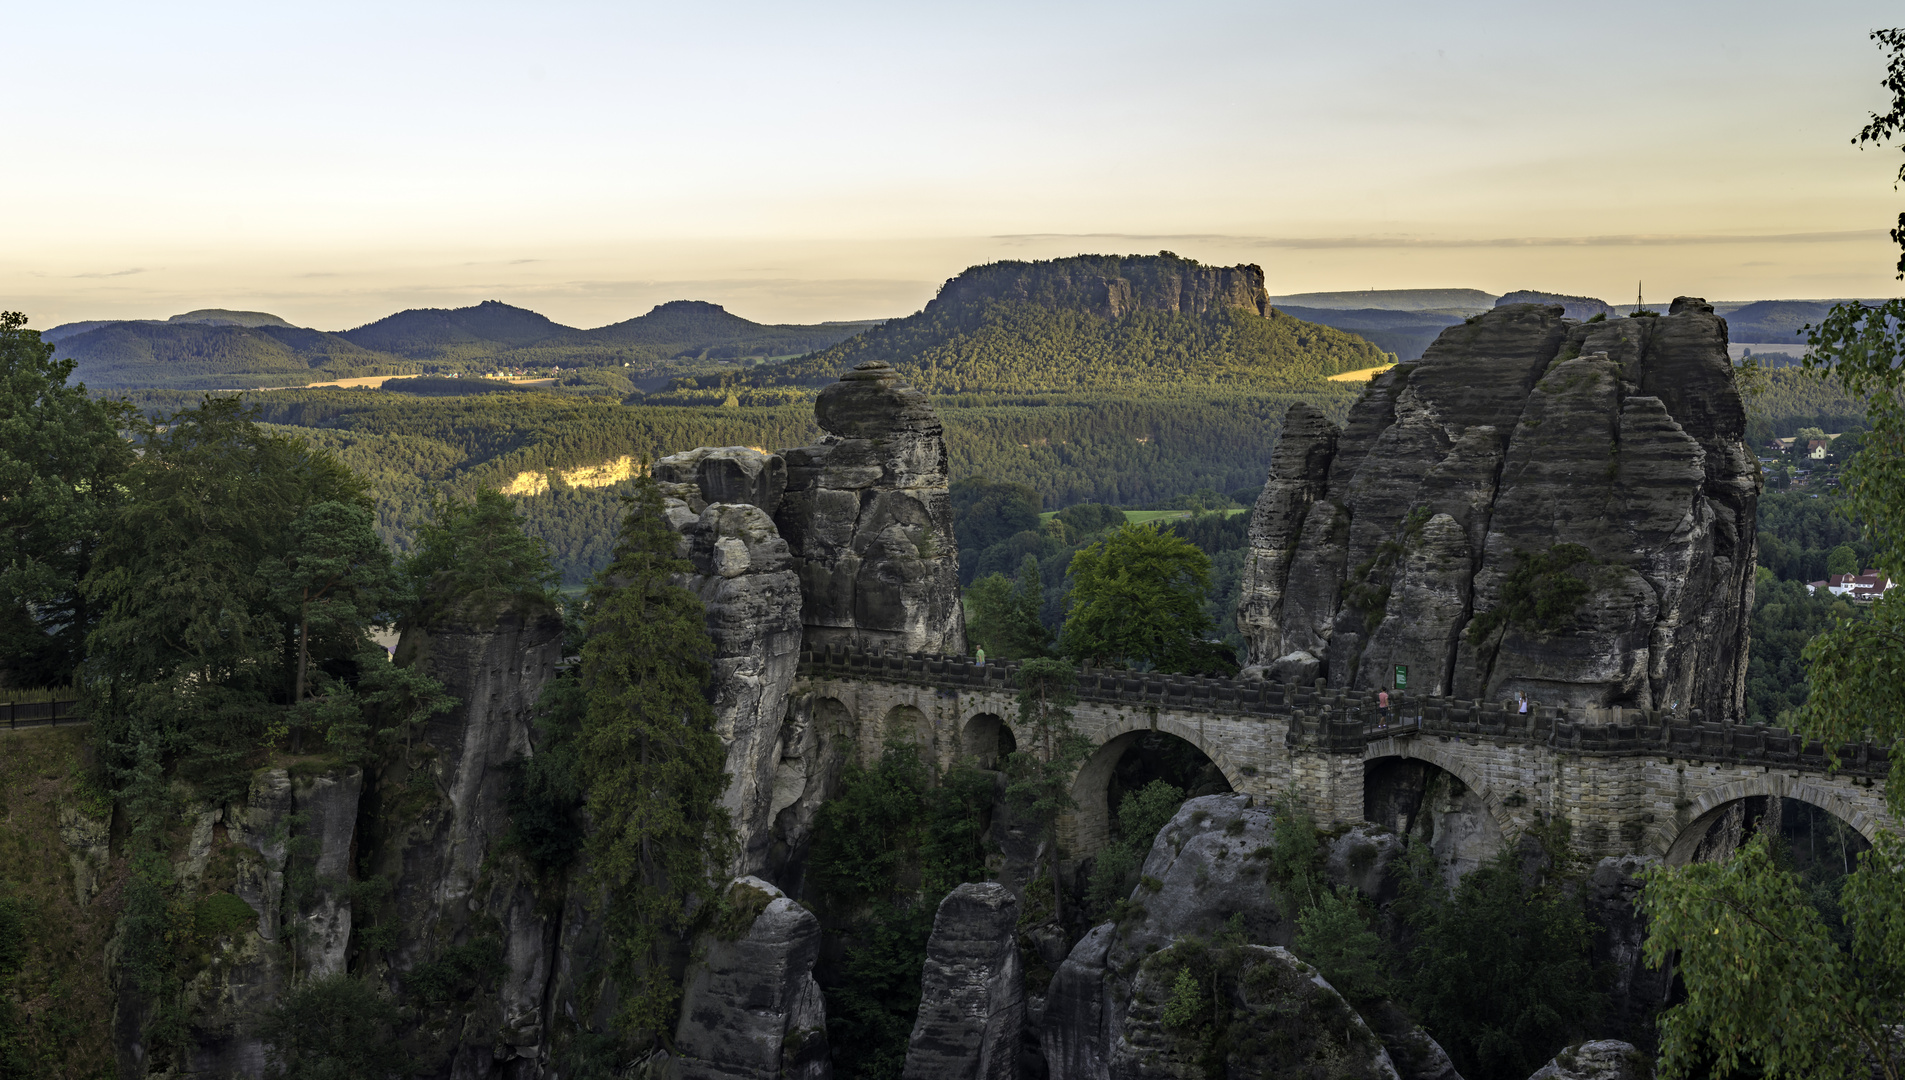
[1809,570,1895,603]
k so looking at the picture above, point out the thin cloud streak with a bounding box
[993,231,1886,250]
[73,267,148,278]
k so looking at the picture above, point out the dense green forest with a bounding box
[106,386,1356,584]
[732,302,1385,393]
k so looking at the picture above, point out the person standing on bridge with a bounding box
[1518,691,1530,716]
[1377,688,1391,729]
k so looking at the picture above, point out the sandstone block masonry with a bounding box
[1237,299,1758,721]
[793,648,1893,868]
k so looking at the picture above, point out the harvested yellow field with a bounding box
[1328,364,1396,382]
[501,454,643,497]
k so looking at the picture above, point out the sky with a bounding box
[5,0,1903,331]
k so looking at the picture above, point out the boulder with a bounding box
[1043,796,1298,1080]
[1234,300,1756,719]
[904,882,1025,1080]
[674,877,831,1080]
[775,360,965,655]
[1361,1000,1465,1080]
[1526,1040,1650,1080]
[656,446,789,514]
[1108,944,1399,1080]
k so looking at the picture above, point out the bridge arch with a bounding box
[1361,739,1516,841]
[961,711,1014,769]
[1663,775,1888,866]
[881,703,933,763]
[1067,717,1244,860]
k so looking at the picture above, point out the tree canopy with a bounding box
[1059,522,1230,673]
[0,312,136,687]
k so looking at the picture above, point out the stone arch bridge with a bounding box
[795,646,1895,868]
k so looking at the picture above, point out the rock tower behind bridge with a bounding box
[1237,298,1759,720]
[656,359,965,873]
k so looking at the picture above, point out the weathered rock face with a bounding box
[1238,401,1340,671]
[762,692,855,894]
[159,764,363,1078]
[1043,796,1301,1080]
[904,882,1024,1080]
[1043,797,1437,1080]
[379,599,567,1076]
[775,360,966,656]
[657,446,789,513]
[1108,945,1399,1080]
[932,256,1272,320]
[662,490,806,876]
[1236,301,1757,717]
[674,877,832,1080]
[1586,855,1672,1045]
[1526,1040,1649,1080]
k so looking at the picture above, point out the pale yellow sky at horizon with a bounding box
[6,1,1904,330]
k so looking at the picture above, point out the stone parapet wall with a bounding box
[796,646,1896,863]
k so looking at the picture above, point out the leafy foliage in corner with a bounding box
[575,473,734,1035]
[1641,831,1905,1080]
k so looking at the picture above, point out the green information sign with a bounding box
[1394,665,1408,690]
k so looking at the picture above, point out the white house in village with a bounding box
[1808,570,1896,603]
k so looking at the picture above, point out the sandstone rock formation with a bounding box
[378,597,567,1074]
[659,467,806,876]
[674,877,831,1080]
[1044,796,1454,1080]
[657,445,789,513]
[776,360,965,656]
[1526,1040,1649,1080]
[931,255,1273,319]
[1044,796,1305,1080]
[1586,856,1673,1044]
[1238,300,1757,719]
[1496,291,1613,322]
[1108,945,1400,1080]
[903,882,1024,1080]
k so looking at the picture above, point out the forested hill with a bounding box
[735,253,1392,394]
[46,299,880,389]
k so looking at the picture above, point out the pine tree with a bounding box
[0,312,137,686]
[576,473,734,1034]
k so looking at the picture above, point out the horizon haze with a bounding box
[5,0,1903,330]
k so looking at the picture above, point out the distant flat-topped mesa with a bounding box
[931,252,1271,318]
[1238,298,1758,720]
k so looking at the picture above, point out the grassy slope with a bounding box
[0,726,121,1080]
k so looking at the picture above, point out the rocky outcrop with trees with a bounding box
[1238,300,1758,719]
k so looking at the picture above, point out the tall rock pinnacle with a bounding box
[1237,300,1757,719]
